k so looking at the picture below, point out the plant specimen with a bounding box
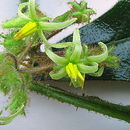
[0,0,122,125]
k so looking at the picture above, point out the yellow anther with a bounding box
[14,21,38,40]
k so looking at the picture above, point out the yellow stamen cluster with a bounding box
[66,63,84,88]
[14,22,38,40]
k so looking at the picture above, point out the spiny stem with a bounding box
[6,53,18,70]
[30,82,130,123]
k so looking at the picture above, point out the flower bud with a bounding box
[14,21,37,40]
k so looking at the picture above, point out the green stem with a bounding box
[18,36,31,63]
[30,82,130,123]
[38,30,50,47]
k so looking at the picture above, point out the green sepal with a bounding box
[65,47,72,59]
[49,68,67,80]
[18,2,31,21]
[86,42,108,63]
[39,30,74,48]
[45,48,68,65]
[2,17,29,28]
[77,62,98,73]
[29,0,37,20]
[73,28,81,44]
[88,67,104,77]
[53,65,63,71]
[39,17,52,21]
[103,55,120,68]
[39,18,77,32]
[83,44,88,57]
[70,28,82,62]
[48,42,74,48]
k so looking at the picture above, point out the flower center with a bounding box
[66,63,84,88]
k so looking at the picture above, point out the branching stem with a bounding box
[18,37,32,63]
[19,64,54,73]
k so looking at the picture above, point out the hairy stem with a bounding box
[18,37,32,63]
[30,82,130,123]
[20,64,54,73]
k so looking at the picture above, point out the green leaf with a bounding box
[0,105,24,122]
[71,12,82,16]
[68,1,81,10]
[84,9,96,14]
[80,0,86,11]
[53,12,70,22]
[1,32,25,55]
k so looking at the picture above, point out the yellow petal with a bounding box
[66,63,85,88]
[14,21,38,40]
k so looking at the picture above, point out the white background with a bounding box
[0,0,130,130]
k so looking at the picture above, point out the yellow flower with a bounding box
[14,22,38,40]
[45,29,108,89]
[66,63,85,88]
[8,0,76,42]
